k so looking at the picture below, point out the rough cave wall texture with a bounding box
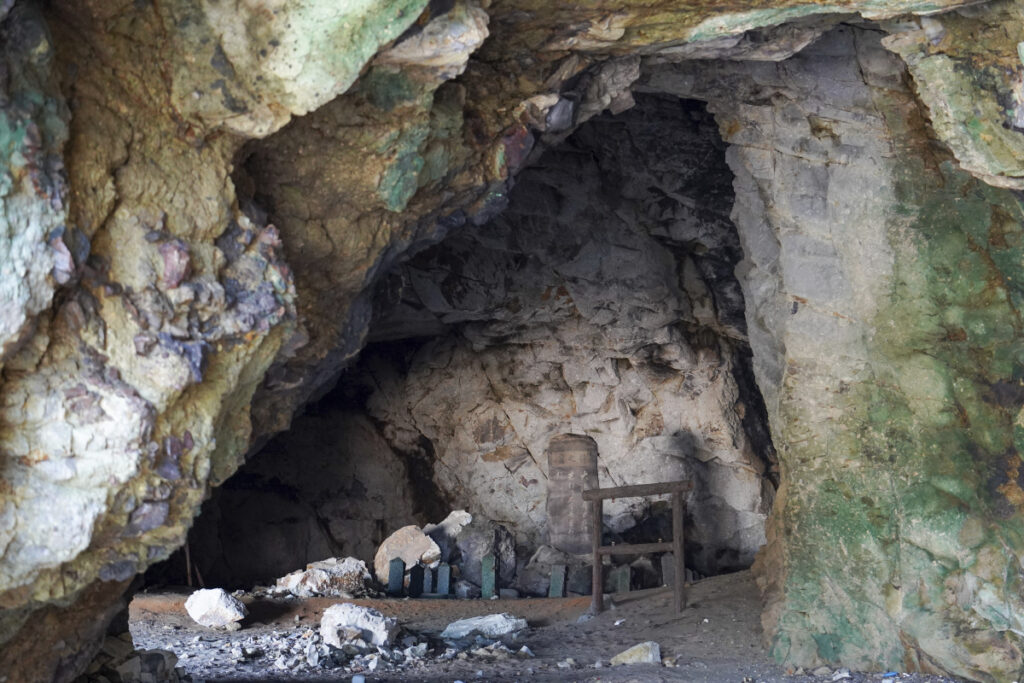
[355,95,775,577]
[183,410,419,590]
[0,0,1023,681]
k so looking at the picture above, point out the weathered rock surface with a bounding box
[439,613,527,639]
[0,4,69,365]
[373,525,442,582]
[275,557,372,598]
[647,24,1024,678]
[184,589,247,629]
[320,603,398,648]
[453,518,517,588]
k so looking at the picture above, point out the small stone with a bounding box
[813,666,833,676]
[440,613,527,639]
[184,588,247,629]
[610,641,661,665]
[557,657,577,669]
[517,645,535,658]
[404,642,429,658]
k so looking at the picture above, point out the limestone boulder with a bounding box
[184,589,247,629]
[320,603,398,648]
[373,525,442,582]
[275,557,372,598]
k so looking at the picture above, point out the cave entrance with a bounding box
[149,93,777,601]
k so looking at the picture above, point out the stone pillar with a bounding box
[545,434,599,554]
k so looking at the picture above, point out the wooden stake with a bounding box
[184,542,193,588]
[590,499,603,613]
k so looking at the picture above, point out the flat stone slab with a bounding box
[440,613,527,639]
[610,641,661,665]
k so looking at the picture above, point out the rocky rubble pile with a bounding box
[75,633,187,683]
[145,605,534,680]
[274,557,375,598]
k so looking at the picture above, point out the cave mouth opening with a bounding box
[147,93,777,597]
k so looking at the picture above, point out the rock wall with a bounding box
[647,24,1024,678]
[2,0,1024,680]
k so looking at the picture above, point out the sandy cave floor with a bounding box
[130,571,965,682]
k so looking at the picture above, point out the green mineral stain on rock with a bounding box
[360,66,422,111]
[377,121,429,212]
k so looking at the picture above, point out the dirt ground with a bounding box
[130,570,965,682]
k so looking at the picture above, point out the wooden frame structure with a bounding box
[582,480,693,614]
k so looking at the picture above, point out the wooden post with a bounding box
[590,498,603,613]
[672,490,686,613]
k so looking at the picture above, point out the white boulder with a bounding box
[184,588,247,629]
[320,603,399,647]
[276,557,372,597]
[440,613,527,639]
[373,525,441,581]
